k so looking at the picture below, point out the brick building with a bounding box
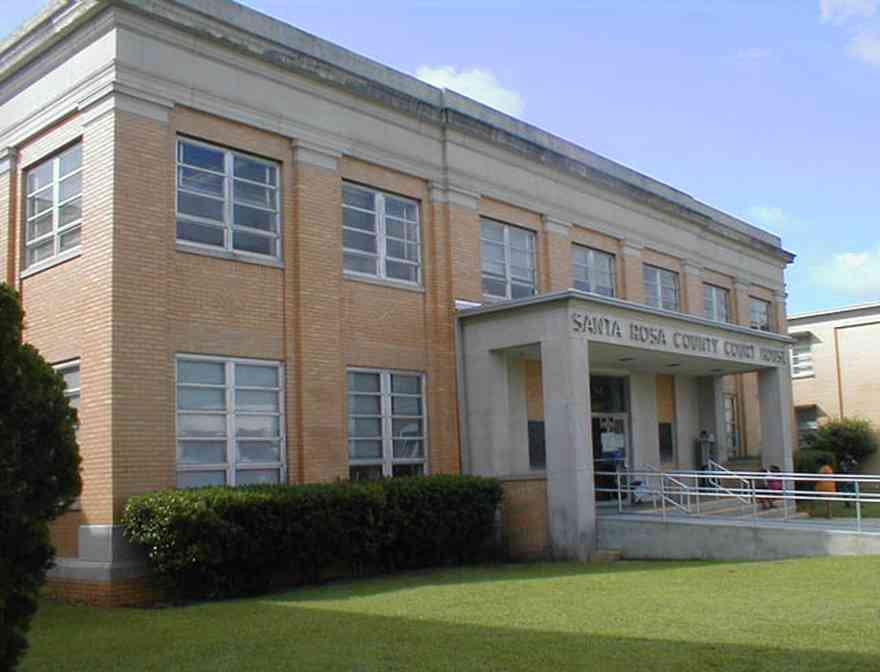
[1,0,795,604]
[789,303,880,474]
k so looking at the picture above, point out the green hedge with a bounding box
[122,475,503,600]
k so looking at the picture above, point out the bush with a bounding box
[123,475,502,600]
[794,448,836,488]
[0,284,81,671]
[802,417,880,466]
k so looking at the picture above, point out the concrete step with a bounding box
[590,549,623,563]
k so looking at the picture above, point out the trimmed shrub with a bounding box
[0,284,81,671]
[794,448,836,488]
[122,475,502,600]
[801,417,879,467]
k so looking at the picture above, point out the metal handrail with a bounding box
[595,467,880,534]
[706,458,752,505]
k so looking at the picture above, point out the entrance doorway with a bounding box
[590,376,629,500]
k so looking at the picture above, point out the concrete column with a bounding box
[0,147,16,285]
[674,375,700,469]
[463,349,510,476]
[682,261,703,317]
[758,366,795,471]
[629,372,660,469]
[696,375,726,463]
[507,358,531,475]
[620,240,644,303]
[540,332,595,560]
[542,216,573,291]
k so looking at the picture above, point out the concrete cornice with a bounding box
[543,216,573,237]
[78,82,173,126]
[292,138,342,171]
[0,0,795,266]
[682,260,703,275]
[0,147,17,175]
[429,183,480,210]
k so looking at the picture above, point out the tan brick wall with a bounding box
[542,229,570,291]
[525,360,543,421]
[48,510,82,559]
[449,202,482,302]
[501,478,550,559]
[620,248,644,303]
[44,576,160,607]
[0,168,12,284]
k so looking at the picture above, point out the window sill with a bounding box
[176,242,284,269]
[343,272,424,293]
[792,373,815,380]
[19,248,82,280]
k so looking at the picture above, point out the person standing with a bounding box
[813,459,836,519]
[839,453,858,508]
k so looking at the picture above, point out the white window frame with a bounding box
[643,264,680,311]
[346,367,428,479]
[342,182,422,285]
[703,284,730,323]
[175,137,282,261]
[572,245,616,297]
[480,218,537,300]
[23,143,82,271]
[54,359,81,510]
[750,297,773,332]
[791,336,814,378]
[175,355,286,487]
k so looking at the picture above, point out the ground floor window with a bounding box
[347,368,426,479]
[724,393,740,457]
[176,355,285,488]
[796,406,819,445]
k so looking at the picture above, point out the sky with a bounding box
[2,0,878,315]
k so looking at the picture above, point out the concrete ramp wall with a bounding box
[598,515,880,561]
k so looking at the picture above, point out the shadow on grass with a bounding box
[268,559,756,603]
[24,599,878,672]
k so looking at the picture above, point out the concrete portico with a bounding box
[457,290,795,560]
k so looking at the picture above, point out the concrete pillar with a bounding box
[696,376,726,463]
[629,372,660,469]
[507,358,531,475]
[540,333,595,560]
[674,375,700,469]
[463,349,510,476]
[620,240,644,303]
[542,216,573,291]
[758,366,795,471]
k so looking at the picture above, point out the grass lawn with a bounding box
[22,557,880,672]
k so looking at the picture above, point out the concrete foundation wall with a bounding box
[598,516,880,561]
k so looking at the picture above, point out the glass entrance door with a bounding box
[592,414,628,500]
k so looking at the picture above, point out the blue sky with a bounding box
[2,0,879,315]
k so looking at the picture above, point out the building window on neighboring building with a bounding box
[176,138,281,259]
[572,245,615,297]
[342,183,421,284]
[24,143,82,269]
[791,336,814,378]
[176,356,285,488]
[750,297,772,331]
[704,284,730,323]
[480,218,536,300]
[347,369,426,480]
[723,393,740,458]
[796,406,819,445]
[643,264,680,311]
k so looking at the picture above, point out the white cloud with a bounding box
[848,32,880,64]
[811,246,880,295]
[820,0,877,23]
[746,206,797,234]
[416,66,525,117]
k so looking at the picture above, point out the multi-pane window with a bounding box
[176,356,285,488]
[791,336,814,378]
[572,246,615,297]
[643,265,680,311]
[480,219,536,299]
[25,144,82,269]
[342,183,421,284]
[724,393,740,457]
[750,298,772,331]
[347,369,426,480]
[54,361,80,429]
[703,284,730,323]
[176,138,281,259]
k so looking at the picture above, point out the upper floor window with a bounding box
[342,183,421,284]
[347,369,426,480]
[750,297,772,331]
[572,245,615,297]
[176,356,285,488]
[791,336,814,378]
[704,284,730,323]
[481,218,536,300]
[176,138,281,260]
[25,144,82,269]
[643,265,680,311]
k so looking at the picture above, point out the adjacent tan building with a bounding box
[789,303,880,473]
[1,0,795,604]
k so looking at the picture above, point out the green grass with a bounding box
[22,557,880,672]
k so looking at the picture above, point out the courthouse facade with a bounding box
[0,0,795,603]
